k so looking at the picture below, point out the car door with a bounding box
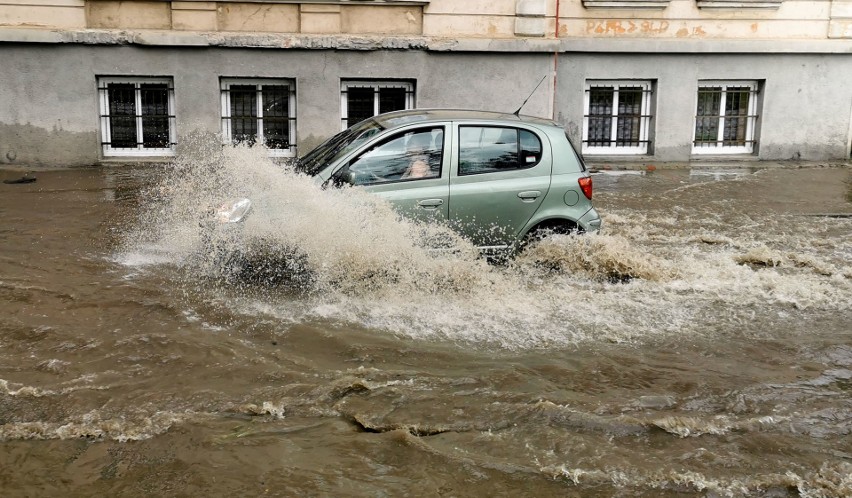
[329,125,449,225]
[448,124,552,247]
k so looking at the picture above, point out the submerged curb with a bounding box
[585,161,852,172]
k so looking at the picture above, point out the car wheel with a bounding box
[518,222,578,253]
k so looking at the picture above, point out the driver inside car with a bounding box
[401,132,436,179]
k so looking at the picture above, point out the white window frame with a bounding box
[98,76,176,157]
[340,80,415,130]
[220,78,297,157]
[582,80,652,156]
[692,80,758,155]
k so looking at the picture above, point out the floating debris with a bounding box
[3,173,36,184]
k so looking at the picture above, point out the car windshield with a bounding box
[296,119,384,176]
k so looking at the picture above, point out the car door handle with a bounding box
[417,198,444,209]
[517,191,541,202]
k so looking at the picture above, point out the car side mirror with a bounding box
[330,167,355,187]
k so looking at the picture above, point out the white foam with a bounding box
[119,137,852,348]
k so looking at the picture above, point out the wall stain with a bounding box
[675,26,708,38]
[0,122,99,168]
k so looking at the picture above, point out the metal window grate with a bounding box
[341,81,415,129]
[221,81,297,153]
[583,83,654,153]
[693,85,759,149]
[98,80,176,151]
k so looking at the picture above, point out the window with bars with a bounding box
[98,77,176,156]
[583,80,653,155]
[693,81,759,154]
[221,78,296,156]
[341,80,414,130]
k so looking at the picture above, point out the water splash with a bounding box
[120,138,852,347]
[512,233,676,282]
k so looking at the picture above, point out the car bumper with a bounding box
[578,207,602,232]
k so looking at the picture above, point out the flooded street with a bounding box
[1,150,850,496]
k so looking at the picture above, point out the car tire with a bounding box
[517,222,579,253]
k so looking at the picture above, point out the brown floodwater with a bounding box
[1,148,850,496]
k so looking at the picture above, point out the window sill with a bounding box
[99,157,174,165]
[691,149,755,156]
[583,155,653,163]
[582,0,672,9]
[582,150,651,157]
[689,154,759,160]
[696,0,783,9]
[267,151,297,158]
[102,152,176,158]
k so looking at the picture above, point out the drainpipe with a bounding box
[516,0,556,117]
[552,0,560,120]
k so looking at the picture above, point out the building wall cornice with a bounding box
[2,26,851,53]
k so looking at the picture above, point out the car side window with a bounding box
[333,127,444,186]
[458,126,542,176]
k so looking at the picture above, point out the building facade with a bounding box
[1,0,851,167]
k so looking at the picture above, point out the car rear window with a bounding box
[458,126,542,176]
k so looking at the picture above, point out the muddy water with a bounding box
[0,148,850,496]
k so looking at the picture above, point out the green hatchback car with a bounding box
[216,109,601,255]
[292,109,601,252]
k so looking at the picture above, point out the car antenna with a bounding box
[513,75,548,116]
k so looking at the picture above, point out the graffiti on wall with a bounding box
[584,20,739,38]
[586,20,670,36]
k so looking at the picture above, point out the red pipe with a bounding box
[555,0,560,38]
[552,0,561,119]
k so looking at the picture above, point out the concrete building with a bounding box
[1,0,851,167]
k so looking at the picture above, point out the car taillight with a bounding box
[578,176,593,200]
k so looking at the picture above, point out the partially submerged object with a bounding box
[3,173,36,184]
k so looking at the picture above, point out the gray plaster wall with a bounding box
[556,52,852,162]
[0,44,554,167]
[1,43,850,167]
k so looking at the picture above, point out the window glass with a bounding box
[379,87,407,114]
[587,87,613,147]
[298,120,384,176]
[221,79,295,155]
[229,85,259,145]
[341,81,414,130]
[99,77,175,155]
[107,83,137,148]
[723,87,751,146]
[692,82,757,153]
[140,83,170,148]
[346,87,375,128]
[694,87,722,146]
[458,126,541,175]
[335,127,443,186]
[519,130,542,165]
[262,85,290,149]
[583,80,653,155]
[616,87,643,147]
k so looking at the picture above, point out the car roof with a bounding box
[372,109,562,129]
